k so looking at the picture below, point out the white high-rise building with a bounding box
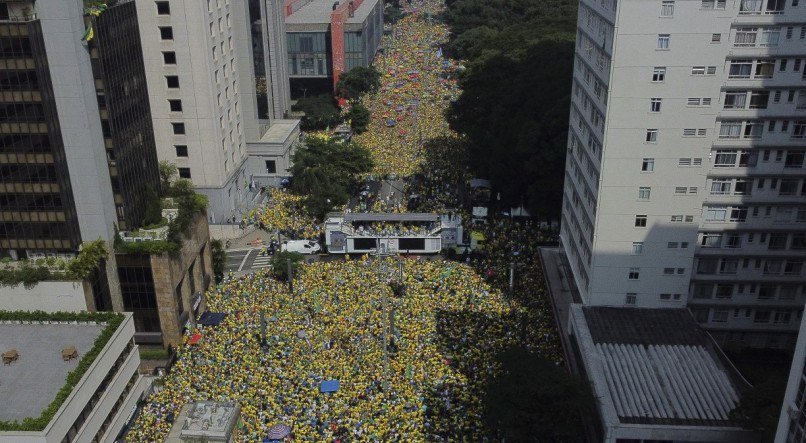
[560,0,806,349]
[136,0,299,223]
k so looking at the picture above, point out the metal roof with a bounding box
[572,305,749,428]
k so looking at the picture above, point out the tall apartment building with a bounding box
[560,0,806,349]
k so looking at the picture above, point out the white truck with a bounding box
[280,240,321,254]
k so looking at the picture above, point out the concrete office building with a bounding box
[283,0,383,95]
[560,0,806,348]
[0,0,138,301]
[248,0,292,120]
[0,312,147,443]
[136,0,299,223]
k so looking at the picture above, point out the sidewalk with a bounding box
[227,228,278,250]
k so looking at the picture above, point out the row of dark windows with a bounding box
[0,36,33,58]
[0,221,73,239]
[0,102,45,122]
[0,69,39,90]
[0,163,57,181]
[0,133,51,152]
[0,192,63,210]
[119,266,161,332]
[60,340,136,443]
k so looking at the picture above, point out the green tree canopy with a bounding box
[346,102,371,134]
[158,161,177,195]
[210,239,227,284]
[443,0,577,222]
[290,136,373,219]
[293,94,342,131]
[336,66,381,99]
[484,347,595,441]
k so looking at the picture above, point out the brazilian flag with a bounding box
[81,26,94,43]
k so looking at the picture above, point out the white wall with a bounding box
[0,281,88,312]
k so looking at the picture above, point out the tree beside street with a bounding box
[336,66,381,100]
[346,102,371,134]
[293,94,341,131]
[290,136,373,219]
[484,347,595,441]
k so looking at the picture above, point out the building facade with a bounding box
[0,0,120,257]
[560,0,806,348]
[87,1,162,232]
[135,0,251,224]
[284,0,383,96]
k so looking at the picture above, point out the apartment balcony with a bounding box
[712,130,805,147]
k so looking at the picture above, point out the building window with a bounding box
[652,67,666,82]
[625,293,637,305]
[650,98,662,112]
[166,75,180,88]
[646,129,658,142]
[712,310,729,323]
[265,160,277,174]
[632,242,644,254]
[175,145,188,157]
[156,1,170,15]
[168,99,183,112]
[638,187,651,200]
[178,168,191,179]
[657,34,670,49]
[163,51,177,65]
[641,158,655,171]
[661,1,675,16]
[159,26,174,40]
[635,215,647,227]
[172,122,186,135]
[711,33,721,42]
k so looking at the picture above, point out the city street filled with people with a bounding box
[126,258,560,442]
[126,0,564,440]
[352,3,461,177]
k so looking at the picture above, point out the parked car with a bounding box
[281,240,321,254]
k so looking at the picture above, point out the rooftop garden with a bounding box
[114,165,208,256]
[0,239,108,289]
[0,310,124,432]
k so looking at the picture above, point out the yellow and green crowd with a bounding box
[244,189,322,240]
[353,4,461,177]
[126,257,561,442]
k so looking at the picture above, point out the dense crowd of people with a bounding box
[353,4,461,177]
[244,189,322,240]
[126,258,560,441]
[471,219,564,364]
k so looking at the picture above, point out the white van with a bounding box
[281,240,321,254]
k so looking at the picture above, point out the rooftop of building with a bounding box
[571,305,750,428]
[260,119,301,144]
[0,322,104,422]
[165,401,241,442]
[285,0,379,27]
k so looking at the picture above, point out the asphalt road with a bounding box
[224,248,273,274]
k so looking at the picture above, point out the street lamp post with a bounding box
[371,245,401,392]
